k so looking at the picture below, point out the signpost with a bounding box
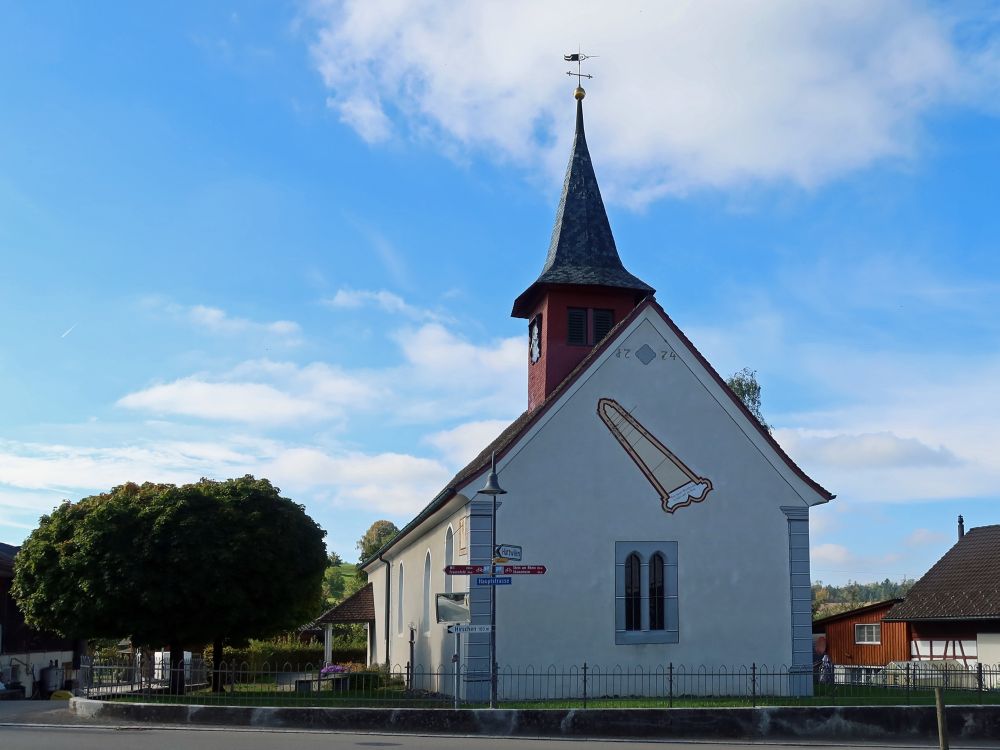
[494,564,546,575]
[494,544,522,561]
[447,624,494,634]
[476,576,512,586]
[444,565,485,575]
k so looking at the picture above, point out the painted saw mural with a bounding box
[597,398,713,513]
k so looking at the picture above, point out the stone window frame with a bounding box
[615,541,679,645]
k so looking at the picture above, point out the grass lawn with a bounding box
[107,681,1000,709]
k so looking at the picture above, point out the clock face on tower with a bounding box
[529,315,542,364]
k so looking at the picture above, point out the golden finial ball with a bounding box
[574,86,586,101]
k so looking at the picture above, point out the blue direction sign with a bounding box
[476,576,512,586]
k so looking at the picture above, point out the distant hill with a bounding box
[812,577,915,619]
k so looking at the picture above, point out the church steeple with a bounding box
[514,87,655,411]
[512,91,653,319]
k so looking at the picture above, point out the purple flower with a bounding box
[320,664,347,677]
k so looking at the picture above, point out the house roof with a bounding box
[304,583,376,628]
[362,297,833,569]
[812,599,903,630]
[0,543,18,578]
[884,525,1000,622]
[511,98,653,318]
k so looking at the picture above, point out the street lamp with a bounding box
[478,451,506,709]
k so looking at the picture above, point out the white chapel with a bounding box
[349,86,833,699]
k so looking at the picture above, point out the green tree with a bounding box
[342,569,367,599]
[726,367,772,433]
[12,476,327,694]
[321,553,346,606]
[357,520,400,563]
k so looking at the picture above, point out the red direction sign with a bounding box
[444,565,485,576]
[494,564,546,575]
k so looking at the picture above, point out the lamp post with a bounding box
[478,451,506,709]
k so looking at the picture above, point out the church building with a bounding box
[358,86,834,698]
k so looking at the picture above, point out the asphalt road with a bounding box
[0,728,979,750]
[0,701,990,750]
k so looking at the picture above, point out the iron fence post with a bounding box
[668,662,673,708]
[582,662,588,709]
[751,663,757,708]
[977,663,983,702]
[906,662,911,705]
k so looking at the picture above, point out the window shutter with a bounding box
[593,309,614,344]
[567,308,587,345]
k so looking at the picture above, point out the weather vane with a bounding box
[564,50,596,89]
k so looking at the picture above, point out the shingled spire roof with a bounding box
[512,95,654,318]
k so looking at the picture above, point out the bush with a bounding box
[205,636,322,670]
[203,636,367,671]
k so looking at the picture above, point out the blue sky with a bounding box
[1,2,998,585]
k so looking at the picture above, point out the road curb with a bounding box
[70,699,1000,741]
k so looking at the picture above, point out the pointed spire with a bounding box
[512,93,654,318]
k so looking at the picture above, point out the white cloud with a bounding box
[332,93,392,143]
[326,288,446,322]
[142,297,302,342]
[117,379,326,424]
[306,1,993,201]
[267,448,451,515]
[117,360,385,425]
[905,528,949,547]
[812,543,852,566]
[116,317,524,427]
[188,305,301,339]
[777,431,958,469]
[425,419,510,468]
[0,440,252,499]
[0,435,452,530]
[392,323,525,421]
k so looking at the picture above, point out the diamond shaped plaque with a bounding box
[635,344,656,365]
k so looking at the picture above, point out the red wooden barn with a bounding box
[812,599,909,669]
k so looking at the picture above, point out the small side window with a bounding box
[855,623,881,644]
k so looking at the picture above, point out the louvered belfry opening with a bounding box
[593,308,614,344]
[567,308,587,345]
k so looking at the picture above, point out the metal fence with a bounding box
[78,658,1000,708]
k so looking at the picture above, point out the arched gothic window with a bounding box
[396,562,404,635]
[422,551,432,633]
[444,527,454,594]
[615,541,678,645]
[624,552,641,631]
[649,552,665,631]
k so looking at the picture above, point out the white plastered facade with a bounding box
[365,304,828,695]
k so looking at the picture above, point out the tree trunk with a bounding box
[169,643,186,695]
[212,636,225,693]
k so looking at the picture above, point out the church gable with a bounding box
[463,301,830,513]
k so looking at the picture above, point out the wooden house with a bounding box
[812,599,909,671]
[884,519,1000,666]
